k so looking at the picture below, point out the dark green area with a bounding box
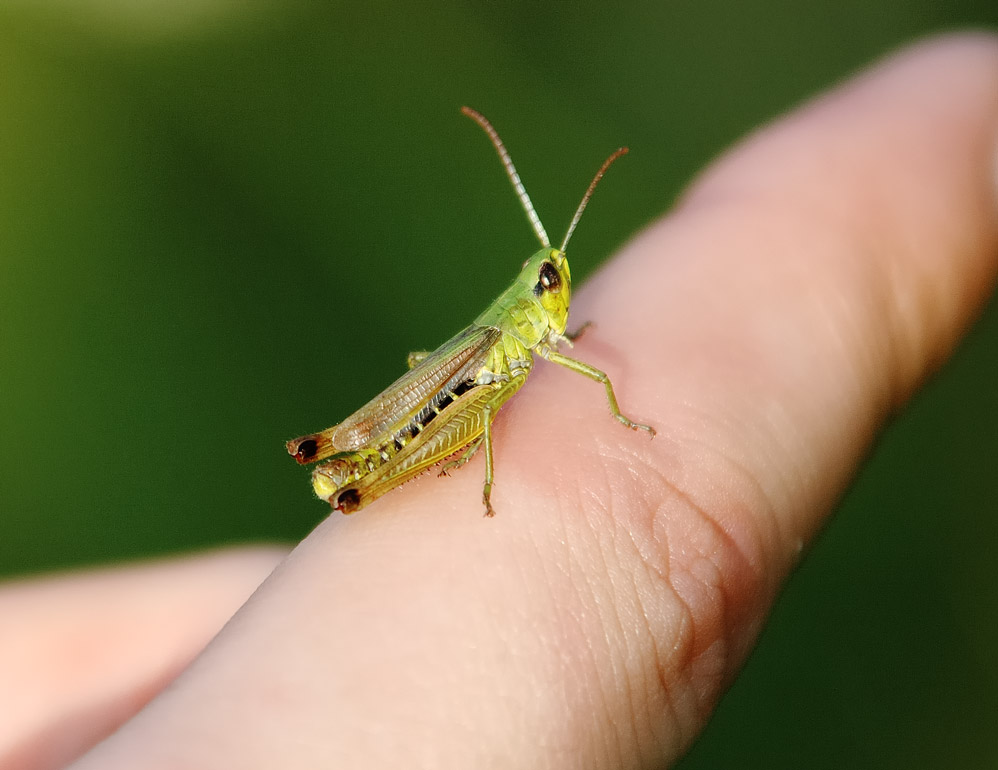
[0,2,995,766]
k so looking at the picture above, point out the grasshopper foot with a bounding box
[566,320,593,343]
[617,414,656,437]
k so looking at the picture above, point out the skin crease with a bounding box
[2,33,996,770]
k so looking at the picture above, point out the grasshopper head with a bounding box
[521,247,571,335]
[460,108,625,342]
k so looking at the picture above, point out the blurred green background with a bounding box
[1,1,996,766]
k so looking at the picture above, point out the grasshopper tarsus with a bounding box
[566,321,593,343]
[618,415,656,437]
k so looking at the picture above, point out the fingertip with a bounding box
[578,30,998,581]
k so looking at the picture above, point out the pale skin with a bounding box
[1,33,997,770]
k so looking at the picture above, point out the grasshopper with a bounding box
[287,107,654,516]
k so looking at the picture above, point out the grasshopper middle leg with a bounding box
[481,404,496,517]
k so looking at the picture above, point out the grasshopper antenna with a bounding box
[461,106,551,249]
[560,146,628,252]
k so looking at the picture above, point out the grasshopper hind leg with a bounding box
[438,438,483,477]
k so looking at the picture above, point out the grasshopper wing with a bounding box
[288,324,501,463]
[318,373,526,513]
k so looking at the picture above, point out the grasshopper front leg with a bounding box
[565,321,593,344]
[544,351,655,436]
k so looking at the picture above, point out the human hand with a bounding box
[4,33,997,770]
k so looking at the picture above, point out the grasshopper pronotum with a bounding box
[287,107,654,516]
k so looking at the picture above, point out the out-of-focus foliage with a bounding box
[0,2,995,767]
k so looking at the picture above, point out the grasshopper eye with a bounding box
[538,262,561,293]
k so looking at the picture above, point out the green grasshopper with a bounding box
[287,107,654,516]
